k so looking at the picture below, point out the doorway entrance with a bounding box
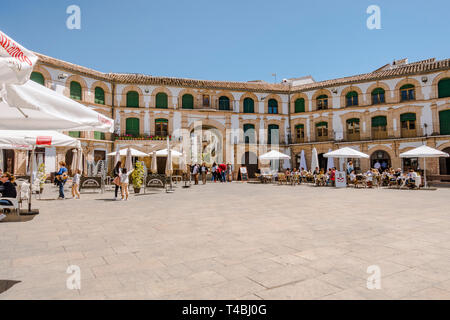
[370,150,391,171]
[241,151,258,178]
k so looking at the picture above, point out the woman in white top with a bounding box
[119,168,134,200]
[71,169,81,199]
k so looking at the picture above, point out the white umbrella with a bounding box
[125,147,133,172]
[0,30,38,85]
[0,147,3,171]
[299,150,307,171]
[179,148,187,174]
[259,150,291,160]
[165,138,173,176]
[107,148,148,157]
[324,147,370,159]
[114,146,120,166]
[151,151,157,174]
[71,149,78,174]
[1,81,114,132]
[326,148,335,171]
[311,147,319,172]
[156,148,182,157]
[400,145,449,188]
[0,130,80,212]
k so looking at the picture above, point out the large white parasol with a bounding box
[400,145,449,188]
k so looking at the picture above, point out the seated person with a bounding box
[349,170,357,184]
[0,172,17,221]
[406,169,417,186]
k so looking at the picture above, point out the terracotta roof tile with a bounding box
[35,52,450,94]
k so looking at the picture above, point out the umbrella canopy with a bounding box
[399,145,449,158]
[125,147,133,172]
[107,148,148,157]
[326,148,335,171]
[71,149,79,173]
[114,146,120,166]
[179,149,187,174]
[400,145,449,189]
[259,150,291,160]
[0,130,81,148]
[0,30,38,85]
[299,150,307,171]
[156,148,182,157]
[1,80,114,132]
[165,138,173,176]
[324,147,369,159]
[151,151,158,174]
[311,147,319,171]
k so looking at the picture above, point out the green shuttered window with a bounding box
[268,99,278,114]
[438,79,450,98]
[400,113,416,122]
[30,72,44,85]
[439,110,450,135]
[94,87,105,105]
[70,81,82,100]
[156,93,168,108]
[126,118,140,136]
[94,131,105,140]
[243,124,255,143]
[218,96,230,110]
[182,94,194,109]
[243,98,254,113]
[126,91,139,107]
[372,116,387,127]
[294,98,305,113]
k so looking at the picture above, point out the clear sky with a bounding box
[1,0,449,83]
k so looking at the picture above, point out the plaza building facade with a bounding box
[3,53,450,180]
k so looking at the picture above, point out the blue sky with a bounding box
[1,0,449,83]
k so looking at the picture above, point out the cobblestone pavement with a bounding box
[1,182,450,300]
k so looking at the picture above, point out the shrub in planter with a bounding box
[131,161,145,193]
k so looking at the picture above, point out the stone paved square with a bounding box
[1,183,450,300]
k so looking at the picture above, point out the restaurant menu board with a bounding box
[240,166,248,181]
[335,171,346,188]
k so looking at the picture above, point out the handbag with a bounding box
[113,176,120,186]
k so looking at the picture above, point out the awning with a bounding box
[0,130,81,148]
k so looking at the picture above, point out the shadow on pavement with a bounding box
[0,280,21,294]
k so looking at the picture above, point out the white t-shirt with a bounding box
[120,170,133,184]
[73,173,80,185]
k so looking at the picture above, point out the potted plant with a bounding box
[37,163,47,194]
[131,161,144,194]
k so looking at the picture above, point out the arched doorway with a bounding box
[370,150,391,170]
[241,151,258,178]
[439,147,450,175]
[318,153,327,170]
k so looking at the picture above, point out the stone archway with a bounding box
[370,150,391,170]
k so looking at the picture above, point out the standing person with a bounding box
[119,167,133,201]
[381,160,388,172]
[193,163,199,185]
[330,167,336,187]
[55,161,68,200]
[219,163,227,182]
[374,160,381,172]
[113,161,122,201]
[211,162,217,182]
[0,172,17,221]
[227,163,233,182]
[71,169,81,199]
[347,160,354,175]
[201,162,208,184]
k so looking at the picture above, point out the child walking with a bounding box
[120,168,133,201]
[72,169,81,199]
